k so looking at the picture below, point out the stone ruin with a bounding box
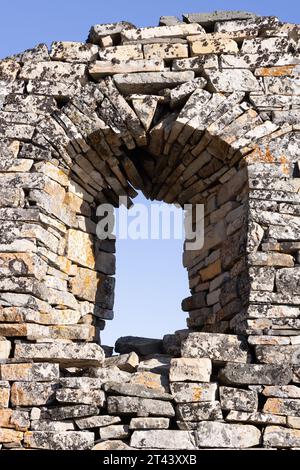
[0,9,300,450]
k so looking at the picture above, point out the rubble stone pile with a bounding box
[0,10,300,449]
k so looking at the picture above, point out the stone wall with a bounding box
[0,10,300,449]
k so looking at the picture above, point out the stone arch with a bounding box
[0,11,300,449]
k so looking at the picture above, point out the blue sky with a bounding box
[1,1,299,346]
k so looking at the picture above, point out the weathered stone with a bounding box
[137,356,171,374]
[113,71,194,94]
[89,60,164,78]
[130,430,196,450]
[249,252,294,267]
[99,425,130,440]
[92,440,132,450]
[263,385,300,398]
[20,61,87,84]
[56,388,105,406]
[170,382,217,403]
[220,386,258,412]
[30,420,74,432]
[169,358,212,382]
[122,24,205,41]
[181,332,250,363]
[287,417,300,429]
[0,428,23,444]
[183,11,257,28]
[88,22,135,44]
[263,398,300,417]
[172,55,218,72]
[247,304,300,319]
[0,363,59,382]
[226,410,286,426]
[66,229,95,269]
[1,409,29,432]
[129,371,169,392]
[75,415,121,430]
[249,267,275,291]
[176,401,223,421]
[99,45,143,60]
[70,267,114,304]
[256,345,300,365]
[0,337,11,359]
[264,426,300,448]
[0,381,10,407]
[50,41,99,62]
[107,396,175,417]
[23,431,94,450]
[144,43,188,60]
[11,382,59,406]
[206,69,261,92]
[191,38,238,55]
[104,352,139,372]
[129,417,170,429]
[219,363,293,385]
[14,342,104,366]
[41,405,98,421]
[195,422,261,448]
[115,336,163,355]
[103,381,172,400]
[276,268,300,294]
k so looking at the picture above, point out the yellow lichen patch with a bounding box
[192,387,203,401]
[255,65,296,77]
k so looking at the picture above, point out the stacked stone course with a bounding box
[0,10,300,449]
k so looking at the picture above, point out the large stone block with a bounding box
[0,363,59,382]
[220,386,258,412]
[170,382,217,403]
[14,342,105,367]
[130,430,197,450]
[107,396,175,417]
[219,363,293,385]
[24,431,94,450]
[169,358,212,382]
[264,426,300,447]
[181,332,250,363]
[195,422,261,448]
[176,401,223,421]
[113,71,194,94]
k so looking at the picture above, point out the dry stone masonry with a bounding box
[0,10,300,450]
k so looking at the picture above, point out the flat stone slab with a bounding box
[264,426,300,447]
[219,363,293,385]
[176,401,223,421]
[113,71,195,94]
[0,362,59,382]
[103,381,172,400]
[14,342,104,366]
[183,11,257,28]
[169,358,212,382]
[195,422,261,448]
[181,332,250,363]
[107,396,175,417]
[129,417,170,429]
[115,336,163,355]
[24,431,94,450]
[130,430,197,450]
[170,382,217,402]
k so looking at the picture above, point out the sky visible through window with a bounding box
[0,0,299,346]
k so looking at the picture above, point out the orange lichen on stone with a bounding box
[279,155,290,175]
[255,65,296,77]
[245,145,275,164]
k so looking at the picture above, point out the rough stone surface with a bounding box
[0,10,300,451]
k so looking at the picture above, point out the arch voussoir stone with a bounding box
[0,10,300,450]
